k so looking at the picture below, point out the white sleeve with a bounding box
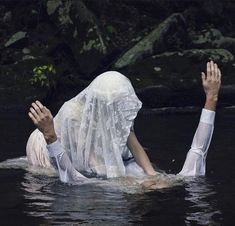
[47,140,87,183]
[178,108,215,176]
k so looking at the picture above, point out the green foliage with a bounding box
[30,64,56,88]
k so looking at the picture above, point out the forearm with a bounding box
[44,130,57,144]
[192,109,215,151]
[127,132,157,176]
[178,108,215,176]
[204,94,218,111]
[47,140,87,182]
[178,60,221,176]
[133,149,157,176]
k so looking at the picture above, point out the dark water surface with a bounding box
[0,108,234,225]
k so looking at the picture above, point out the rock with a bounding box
[22,55,35,60]
[136,85,202,108]
[117,48,234,106]
[46,0,108,75]
[22,48,31,54]
[136,81,235,108]
[0,0,235,110]
[154,67,161,72]
[114,13,187,69]
[151,49,233,67]
[175,49,234,64]
[46,0,75,32]
[47,0,62,15]
[72,0,107,55]
[136,85,174,108]
[214,37,235,54]
[189,28,223,48]
[4,31,28,48]
[189,28,235,55]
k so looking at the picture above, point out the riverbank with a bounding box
[1,1,235,109]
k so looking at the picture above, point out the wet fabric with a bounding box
[178,109,215,176]
[26,71,216,185]
[46,108,215,183]
[27,71,142,178]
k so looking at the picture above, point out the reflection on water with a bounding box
[22,172,135,225]
[184,177,222,226]
[18,169,223,225]
[1,108,234,225]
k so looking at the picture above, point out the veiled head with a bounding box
[88,71,134,104]
[54,71,142,178]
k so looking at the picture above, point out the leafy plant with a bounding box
[30,64,56,88]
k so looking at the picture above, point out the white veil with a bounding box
[53,71,142,178]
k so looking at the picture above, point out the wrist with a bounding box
[204,94,218,111]
[44,132,57,144]
[206,93,218,102]
[146,169,157,176]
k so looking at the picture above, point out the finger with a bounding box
[207,62,210,78]
[201,72,206,82]
[35,100,43,109]
[214,64,219,80]
[35,100,47,114]
[216,66,221,80]
[32,102,43,116]
[210,60,214,78]
[218,68,222,81]
[30,107,40,120]
[28,112,37,124]
[214,63,218,80]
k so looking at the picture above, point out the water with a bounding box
[0,108,235,225]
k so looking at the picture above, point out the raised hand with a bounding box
[201,60,222,111]
[28,100,57,144]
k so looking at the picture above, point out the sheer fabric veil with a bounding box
[27,71,142,178]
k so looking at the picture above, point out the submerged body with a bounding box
[26,61,221,191]
[27,106,215,179]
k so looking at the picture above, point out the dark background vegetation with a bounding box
[1,0,235,111]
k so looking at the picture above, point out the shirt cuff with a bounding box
[200,108,215,125]
[47,140,64,157]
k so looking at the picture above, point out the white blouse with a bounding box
[178,108,215,176]
[47,108,215,182]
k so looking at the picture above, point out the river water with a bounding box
[0,108,234,225]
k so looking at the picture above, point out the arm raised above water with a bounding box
[28,100,57,144]
[28,100,87,182]
[178,61,222,176]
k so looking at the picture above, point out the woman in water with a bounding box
[27,61,221,190]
